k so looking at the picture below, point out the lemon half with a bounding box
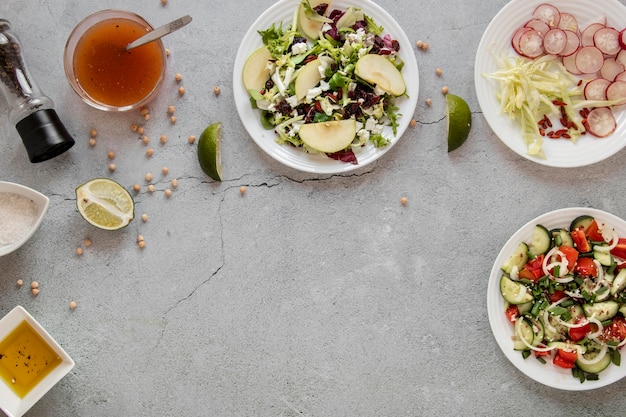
[75,178,134,230]
[446,94,472,152]
[198,122,222,181]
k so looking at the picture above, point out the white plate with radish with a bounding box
[475,0,626,167]
[233,0,418,174]
[488,207,626,390]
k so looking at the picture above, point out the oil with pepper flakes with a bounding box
[0,320,62,398]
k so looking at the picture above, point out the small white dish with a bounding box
[0,306,74,417]
[0,181,49,257]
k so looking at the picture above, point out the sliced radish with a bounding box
[620,28,626,49]
[586,107,616,137]
[563,51,582,75]
[543,28,567,55]
[584,78,610,100]
[559,30,580,57]
[615,71,626,82]
[616,50,626,68]
[525,19,550,36]
[557,12,579,32]
[581,23,606,47]
[512,27,534,56]
[594,27,621,56]
[606,80,626,102]
[575,46,604,74]
[601,57,625,81]
[532,4,561,28]
[519,29,545,58]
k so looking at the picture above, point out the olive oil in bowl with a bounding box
[0,320,62,398]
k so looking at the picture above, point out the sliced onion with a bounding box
[514,318,556,352]
[543,310,557,333]
[543,247,570,277]
[594,227,619,251]
[555,315,589,329]
[510,265,519,281]
[576,344,608,366]
[586,317,604,339]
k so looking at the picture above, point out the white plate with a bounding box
[233,0,419,174]
[0,306,74,417]
[475,0,626,167]
[488,207,626,390]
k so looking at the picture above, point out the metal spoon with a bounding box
[125,15,192,51]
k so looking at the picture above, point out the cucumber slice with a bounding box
[576,349,612,374]
[583,301,619,321]
[550,228,574,247]
[619,304,626,317]
[541,314,566,342]
[570,215,595,232]
[528,224,551,257]
[610,268,626,295]
[517,301,533,315]
[500,275,534,304]
[593,245,613,267]
[513,318,534,351]
[501,242,529,275]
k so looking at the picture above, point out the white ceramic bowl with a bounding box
[0,306,75,417]
[0,181,49,257]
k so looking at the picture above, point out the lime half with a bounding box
[75,178,134,230]
[198,122,222,181]
[446,94,472,152]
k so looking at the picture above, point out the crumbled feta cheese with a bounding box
[373,85,387,96]
[291,42,308,55]
[318,56,334,77]
[285,95,298,108]
[357,129,370,142]
[306,87,323,103]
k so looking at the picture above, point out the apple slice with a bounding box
[298,0,332,39]
[242,46,272,94]
[299,119,356,153]
[295,58,322,100]
[355,54,406,96]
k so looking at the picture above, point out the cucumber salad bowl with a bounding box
[488,207,626,390]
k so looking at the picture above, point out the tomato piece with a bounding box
[505,305,519,322]
[525,254,545,279]
[586,220,605,242]
[571,228,591,252]
[547,289,566,303]
[534,349,551,357]
[557,349,579,362]
[610,237,626,260]
[568,321,591,341]
[553,352,576,369]
[575,257,598,277]
[558,245,579,270]
[600,316,626,342]
[518,268,539,282]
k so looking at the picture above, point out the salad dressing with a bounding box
[0,320,62,398]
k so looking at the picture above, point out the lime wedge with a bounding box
[75,178,134,230]
[198,122,222,181]
[446,94,472,152]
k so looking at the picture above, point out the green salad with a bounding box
[242,0,407,164]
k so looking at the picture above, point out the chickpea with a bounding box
[240,186,247,195]
[170,116,177,124]
[108,163,116,172]
[142,136,150,145]
[76,247,84,256]
[84,238,92,247]
[400,197,408,206]
[178,86,185,96]
[145,173,153,182]
[214,86,221,96]
[141,214,148,222]
[69,301,78,310]
[131,124,138,132]
[138,240,146,249]
[171,178,179,189]
[31,288,40,296]
[187,135,196,144]
[441,86,449,95]
[146,148,154,157]
[175,73,183,82]
[425,98,432,106]
[160,135,168,144]
[162,166,169,175]
[137,235,145,242]
[90,129,97,137]
[107,151,115,159]
[148,184,155,193]
[89,138,97,147]
[31,281,39,289]
[167,105,175,114]
[409,119,417,127]
[16,279,23,287]
[138,126,145,135]
[164,189,172,198]
[435,67,443,76]
[133,184,141,192]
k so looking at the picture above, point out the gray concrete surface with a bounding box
[1,0,626,416]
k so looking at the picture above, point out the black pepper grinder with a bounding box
[0,19,74,163]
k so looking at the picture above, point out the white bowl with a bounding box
[0,181,49,257]
[0,306,75,417]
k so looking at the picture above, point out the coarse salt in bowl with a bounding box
[0,181,49,257]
